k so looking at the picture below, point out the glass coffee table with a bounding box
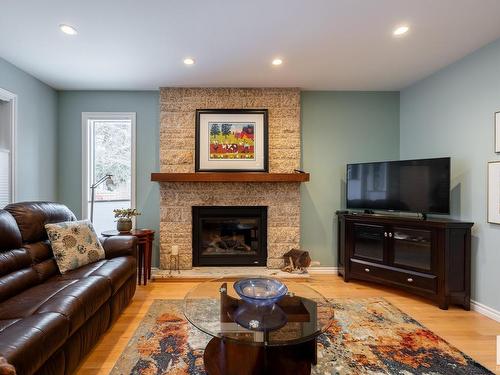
[184,277,334,375]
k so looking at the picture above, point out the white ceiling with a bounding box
[1,0,500,91]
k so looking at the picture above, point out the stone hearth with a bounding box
[159,88,301,270]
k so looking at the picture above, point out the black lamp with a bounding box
[90,174,113,222]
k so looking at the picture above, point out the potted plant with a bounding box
[113,208,141,233]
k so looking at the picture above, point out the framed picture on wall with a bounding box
[495,111,500,153]
[195,109,268,172]
[487,161,500,224]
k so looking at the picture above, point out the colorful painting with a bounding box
[208,122,255,160]
[195,109,268,172]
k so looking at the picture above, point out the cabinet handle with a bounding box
[364,268,370,273]
[407,278,413,283]
[384,232,388,237]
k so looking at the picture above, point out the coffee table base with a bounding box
[203,336,317,375]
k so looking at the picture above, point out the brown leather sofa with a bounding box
[0,202,137,375]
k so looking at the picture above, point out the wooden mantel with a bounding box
[150,172,310,183]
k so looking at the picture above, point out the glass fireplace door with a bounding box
[192,206,267,266]
[200,217,260,256]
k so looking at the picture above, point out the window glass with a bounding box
[86,117,134,234]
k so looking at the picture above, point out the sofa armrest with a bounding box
[100,236,137,259]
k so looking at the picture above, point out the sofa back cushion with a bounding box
[0,202,76,302]
[5,202,76,243]
[0,210,36,302]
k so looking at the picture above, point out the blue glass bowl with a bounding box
[233,277,288,306]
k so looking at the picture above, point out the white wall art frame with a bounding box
[487,161,500,224]
[495,111,500,153]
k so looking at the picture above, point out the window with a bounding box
[0,88,17,208]
[82,112,136,234]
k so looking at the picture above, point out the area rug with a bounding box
[110,298,493,375]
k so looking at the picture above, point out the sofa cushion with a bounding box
[0,267,40,303]
[51,259,108,279]
[36,277,111,335]
[45,220,105,274]
[53,257,136,295]
[0,277,111,335]
[0,280,76,319]
[0,312,70,375]
[89,256,136,295]
[4,202,75,243]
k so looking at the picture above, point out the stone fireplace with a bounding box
[159,88,301,270]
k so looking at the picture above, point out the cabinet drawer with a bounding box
[350,259,437,293]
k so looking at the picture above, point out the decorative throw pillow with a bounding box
[45,220,105,274]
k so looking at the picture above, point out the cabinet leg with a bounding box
[462,298,471,311]
[147,237,152,280]
[143,242,149,286]
[137,246,143,285]
[438,297,449,310]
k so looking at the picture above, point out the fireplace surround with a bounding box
[192,206,267,266]
[158,88,302,270]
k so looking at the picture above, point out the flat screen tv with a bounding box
[346,157,450,214]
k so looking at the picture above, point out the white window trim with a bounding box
[81,112,137,220]
[0,87,18,204]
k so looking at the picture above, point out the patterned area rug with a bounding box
[111,298,493,375]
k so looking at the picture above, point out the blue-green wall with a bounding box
[0,57,58,201]
[56,90,399,269]
[300,92,400,266]
[400,39,500,311]
[57,91,160,264]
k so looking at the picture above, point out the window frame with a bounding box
[81,112,137,220]
[0,87,18,206]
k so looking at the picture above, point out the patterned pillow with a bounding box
[45,220,105,274]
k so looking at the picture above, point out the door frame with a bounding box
[0,87,18,204]
[81,112,136,220]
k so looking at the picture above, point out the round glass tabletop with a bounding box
[183,277,334,346]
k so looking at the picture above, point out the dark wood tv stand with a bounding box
[336,212,473,310]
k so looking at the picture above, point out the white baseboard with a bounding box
[308,267,339,275]
[471,300,500,323]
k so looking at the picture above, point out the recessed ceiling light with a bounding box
[272,58,283,66]
[183,58,195,65]
[59,24,78,35]
[393,25,409,37]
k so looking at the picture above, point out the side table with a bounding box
[101,229,155,285]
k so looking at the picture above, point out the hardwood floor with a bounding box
[75,276,500,374]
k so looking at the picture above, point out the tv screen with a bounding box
[346,157,450,214]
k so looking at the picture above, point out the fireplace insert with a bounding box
[192,206,267,266]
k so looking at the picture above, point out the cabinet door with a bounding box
[391,227,433,272]
[352,223,386,262]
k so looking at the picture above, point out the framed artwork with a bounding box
[195,109,268,172]
[495,111,500,153]
[488,161,500,224]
